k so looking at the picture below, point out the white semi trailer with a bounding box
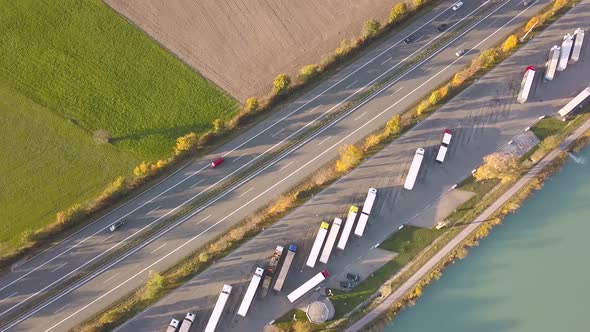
[544,45,560,82]
[287,269,329,303]
[558,87,590,118]
[204,284,232,332]
[237,267,263,317]
[354,188,377,237]
[517,66,536,104]
[404,148,425,190]
[319,218,342,264]
[337,205,358,250]
[273,244,297,292]
[557,34,574,71]
[570,28,585,63]
[306,221,329,268]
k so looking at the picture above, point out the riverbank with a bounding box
[347,120,590,332]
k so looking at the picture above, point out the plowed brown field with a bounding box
[105,0,398,102]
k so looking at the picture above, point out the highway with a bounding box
[0,0,552,330]
[117,1,590,331]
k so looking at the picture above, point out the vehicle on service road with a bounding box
[452,1,463,10]
[287,269,329,303]
[436,129,453,163]
[354,188,377,237]
[237,267,264,317]
[517,66,536,104]
[347,273,360,281]
[570,28,584,63]
[557,87,590,118]
[109,220,125,232]
[340,280,356,289]
[544,45,560,82]
[273,244,297,292]
[204,284,232,332]
[306,221,330,268]
[211,157,224,168]
[178,312,196,332]
[455,49,466,57]
[404,148,425,190]
[557,33,574,71]
[261,245,284,298]
[319,218,342,264]
[166,318,180,332]
[337,205,358,250]
[437,24,448,32]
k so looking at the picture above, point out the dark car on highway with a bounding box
[403,35,415,44]
[437,23,448,32]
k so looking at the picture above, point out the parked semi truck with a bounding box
[273,244,297,292]
[354,188,377,237]
[260,245,284,298]
[306,221,329,268]
[337,206,358,250]
[557,33,574,71]
[435,129,453,163]
[287,269,330,303]
[544,45,560,82]
[517,66,535,104]
[319,218,342,264]
[558,87,590,118]
[204,284,232,332]
[237,267,264,317]
[178,313,196,332]
[571,28,584,63]
[404,148,425,190]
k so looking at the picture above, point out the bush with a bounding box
[299,64,319,82]
[553,0,569,11]
[502,35,518,52]
[335,39,352,57]
[388,3,408,24]
[429,89,443,105]
[143,271,167,300]
[133,161,152,177]
[363,133,384,151]
[273,74,291,94]
[292,320,312,332]
[174,132,199,156]
[479,49,499,68]
[524,16,541,33]
[413,0,425,8]
[245,97,259,112]
[452,71,468,87]
[363,19,381,39]
[416,100,430,115]
[213,118,224,134]
[385,114,401,136]
[474,152,520,183]
[335,144,363,173]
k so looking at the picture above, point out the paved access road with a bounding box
[0,0,553,330]
[114,1,590,332]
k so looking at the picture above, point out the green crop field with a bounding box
[0,0,239,248]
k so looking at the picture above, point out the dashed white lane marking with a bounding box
[150,243,167,254]
[196,215,211,225]
[279,161,294,171]
[381,56,392,65]
[54,304,70,314]
[239,187,255,198]
[50,262,68,273]
[0,292,18,304]
[355,112,368,120]
[308,105,321,113]
[102,273,120,284]
[98,233,116,244]
[233,153,247,162]
[190,179,205,189]
[271,127,286,137]
[318,136,332,146]
[345,80,358,89]
[146,206,160,216]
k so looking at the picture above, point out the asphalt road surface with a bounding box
[113,1,590,332]
[0,0,557,330]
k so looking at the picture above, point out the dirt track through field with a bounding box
[105,0,399,102]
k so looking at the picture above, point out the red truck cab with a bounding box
[211,157,224,168]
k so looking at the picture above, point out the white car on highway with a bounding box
[452,1,464,10]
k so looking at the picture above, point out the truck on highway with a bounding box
[557,87,590,118]
[557,33,574,71]
[237,267,264,317]
[517,66,536,103]
[287,269,330,303]
[204,284,232,332]
[404,148,425,190]
[166,318,180,332]
[435,129,453,163]
[306,221,329,268]
[337,205,358,250]
[178,312,196,332]
[544,45,560,82]
[319,218,342,264]
[273,244,297,292]
[354,188,377,237]
[260,245,284,298]
[570,28,585,63]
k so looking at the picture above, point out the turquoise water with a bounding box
[385,146,590,332]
